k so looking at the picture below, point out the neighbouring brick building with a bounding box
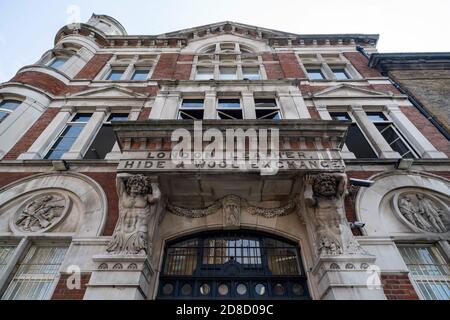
[0,14,448,301]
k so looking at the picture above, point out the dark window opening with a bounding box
[255,99,281,120]
[217,99,242,119]
[178,99,204,120]
[84,113,129,160]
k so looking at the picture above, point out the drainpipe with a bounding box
[356,46,450,141]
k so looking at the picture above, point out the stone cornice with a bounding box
[369,52,450,73]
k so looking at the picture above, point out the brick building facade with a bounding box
[0,14,449,300]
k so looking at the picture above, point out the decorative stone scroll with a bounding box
[12,193,70,233]
[167,195,298,221]
[107,174,161,256]
[394,191,449,233]
[303,173,364,257]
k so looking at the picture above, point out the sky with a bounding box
[0,0,449,82]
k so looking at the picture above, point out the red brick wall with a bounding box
[51,273,91,300]
[3,108,60,160]
[277,53,306,78]
[381,274,419,300]
[11,71,88,95]
[262,53,284,80]
[74,54,113,79]
[400,106,450,157]
[151,53,179,80]
[174,54,194,80]
[343,52,382,78]
[308,107,321,120]
[138,108,151,120]
[84,172,119,236]
[0,173,35,189]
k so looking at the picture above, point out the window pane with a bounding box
[332,69,349,80]
[195,67,214,80]
[131,70,149,81]
[367,112,388,122]
[399,246,450,300]
[181,99,204,109]
[0,100,21,111]
[107,113,129,122]
[219,67,237,80]
[255,99,277,109]
[0,246,16,274]
[106,70,124,81]
[331,113,352,121]
[307,69,325,80]
[218,99,240,109]
[71,114,93,123]
[84,126,116,159]
[0,111,8,123]
[347,124,378,159]
[48,58,67,69]
[243,67,261,80]
[2,245,68,300]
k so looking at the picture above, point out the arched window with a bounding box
[0,100,21,124]
[158,231,310,300]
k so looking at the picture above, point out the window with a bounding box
[178,99,204,120]
[0,245,15,274]
[106,69,125,81]
[332,68,350,80]
[306,69,325,80]
[331,112,377,159]
[243,67,261,80]
[2,245,68,300]
[48,57,67,70]
[367,112,417,158]
[255,99,281,119]
[0,100,21,123]
[219,67,237,80]
[45,113,92,160]
[84,113,129,159]
[158,231,310,300]
[195,67,214,80]
[131,69,149,81]
[398,245,450,300]
[217,99,242,119]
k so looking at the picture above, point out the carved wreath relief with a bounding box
[107,174,161,255]
[396,192,449,233]
[13,193,69,233]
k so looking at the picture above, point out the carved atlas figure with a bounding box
[107,174,161,255]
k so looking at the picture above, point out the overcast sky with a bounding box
[1,0,449,82]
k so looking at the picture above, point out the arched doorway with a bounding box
[157,230,310,300]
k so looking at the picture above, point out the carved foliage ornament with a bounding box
[167,195,298,219]
[12,193,70,233]
[395,191,449,234]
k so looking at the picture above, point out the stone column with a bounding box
[301,173,386,300]
[203,91,217,119]
[350,105,401,159]
[62,108,108,160]
[242,91,256,119]
[18,106,74,160]
[386,104,447,159]
[85,174,163,300]
[316,105,356,159]
[159,93,181,120]
[149,92,167,119]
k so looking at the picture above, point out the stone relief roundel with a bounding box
[392,190,450,234]
[10,192,71,233]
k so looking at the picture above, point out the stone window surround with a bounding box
[96,54,159,82]
[19,106,141,160]
[191,42,268,81]
[298,52,361,81]
[0,94,47,160]
[150,86,310,120]
[316,104,446,159]
[0,237,71,300]
[38,46,94,79]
